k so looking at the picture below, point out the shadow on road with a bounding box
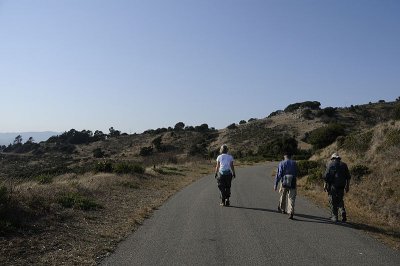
[338,221,400,240]
[228,205,277,213]
[293,213,332,224]
[228,205,334,224]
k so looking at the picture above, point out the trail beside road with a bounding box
[101,163,400,265]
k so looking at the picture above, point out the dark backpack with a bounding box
[326,163,347,188]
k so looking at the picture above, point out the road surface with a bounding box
[101,163,399,265]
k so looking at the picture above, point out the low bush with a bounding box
[393,104,400,120]
[337,131,373,153]
[284,101,321,112]
[139,146,153,156]
[306,123,345,149]
[227,123,237,130]
[350,164,371,181]
[58,192,101,210]
[93,148,105,158]
[301,109,313,120]
[0,185,8,205]
[293,149,312,160]
[258,135,298,159]
[297,160,320,177]
[306,168,324,185]
[95,160,113,173]
[36,174,53,184]
[113,162,145,174]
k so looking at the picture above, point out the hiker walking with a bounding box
[215,144,236,206]
[274,152,298,219]
[323,153,351,223]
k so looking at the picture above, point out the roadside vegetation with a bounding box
[1,99,399,264]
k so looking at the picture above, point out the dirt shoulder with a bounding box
[0,161,214,265]
[1,160,398,265]
[297,178,400,251]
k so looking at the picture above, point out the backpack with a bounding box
[326,163,347,188]
[282,174,296,189]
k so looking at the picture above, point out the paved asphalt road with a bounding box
[101,163,400,266]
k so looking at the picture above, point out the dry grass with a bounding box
[306,120,400,250]
[0,160,214,265]
[298,178,400,250]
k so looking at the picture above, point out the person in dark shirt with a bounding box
[323,153,351,222]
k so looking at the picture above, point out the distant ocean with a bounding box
[0,132,59,145]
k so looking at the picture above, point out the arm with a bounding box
[230,161,236,178]
[215,161,220,178]
[344,164,351,193]
[274,163,282,191]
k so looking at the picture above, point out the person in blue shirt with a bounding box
[215,144,236,206]
[274,152,298,219]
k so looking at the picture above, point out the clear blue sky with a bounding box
[1,0,399,134]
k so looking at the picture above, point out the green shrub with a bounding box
[95,160,113,173]
[0,186,8,205]
[139,146,153,156]
[258,135,298,159]
[58,192,101,210]
[350,164,371,181]
[293,149,312,160]
[337,131,373,153]
[36,174,53,184]
[306,168,324,185]
[297,160,320,177]
[93,148,105,158]
[393,103,400,120]
[227,123,237,129]
[284,101,321,112]
[189,144,207,156]
[119,181,140,189]
[301,109,313,120]
[113,162,145,174]
[306,123,345,149]
[322,107,337,117]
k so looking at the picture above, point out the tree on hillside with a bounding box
[14,135,23,145]
[152,136,163,150]
[174,122,185,131]
[227,123,237,129]
[284,101,321,112]
[258,135,298,159]
[194,123,209,132]
[27,137,34,143]
[93,130,106,141]
[239,120,247,125]
[109,127,121,137]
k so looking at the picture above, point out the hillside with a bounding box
[310,120,400,229]
[1,99,400,264]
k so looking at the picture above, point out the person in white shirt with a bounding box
[215,144,236,206]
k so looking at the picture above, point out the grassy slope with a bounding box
[1,100,399,264]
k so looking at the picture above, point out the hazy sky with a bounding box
[1,0,399,134]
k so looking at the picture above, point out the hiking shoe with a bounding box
[331,216,338,223]
[288,213,294,220]
[225,199,230,206]
[278,206,282,212]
